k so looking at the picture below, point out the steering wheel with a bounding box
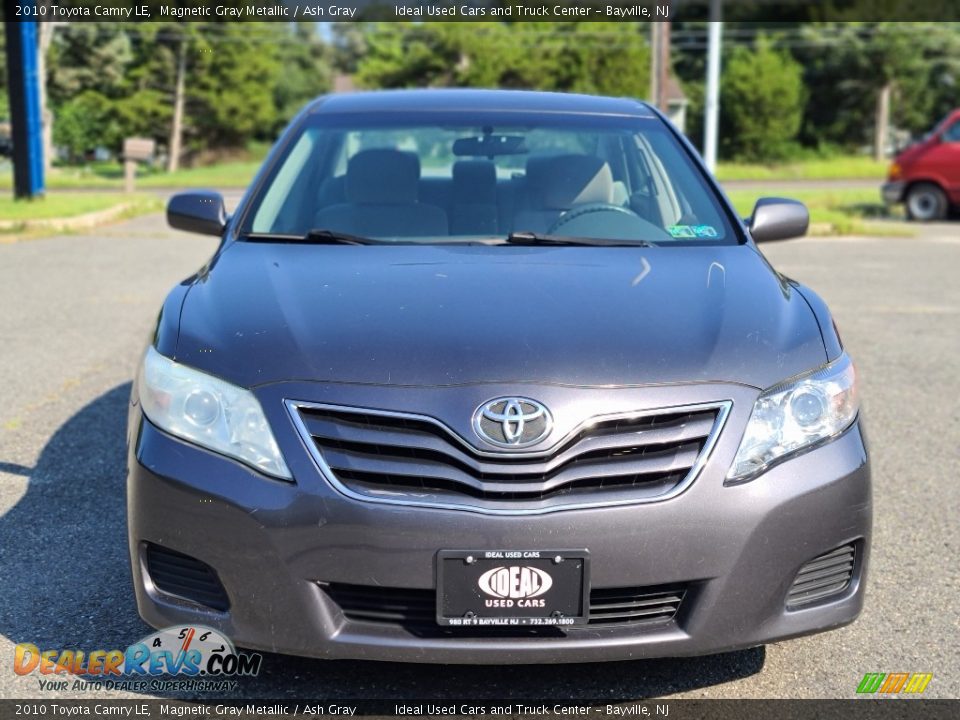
[548,203,638,232]
[547,203,650,240]
[548,203,669,242]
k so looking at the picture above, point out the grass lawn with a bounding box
[0,167,118,191]
[0,192,162,241]
[1,162,903,236]
[0,160,260,191]
[5,153,889,192]
[4,153,887,193]
[0,192,160,221]
[725,186,907,235]
[135,161,260,188]
[716,155,888,182]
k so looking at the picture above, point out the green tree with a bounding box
[185,23,282,152]
[720,37,807,161]
[924,26,960,125]
[356,23,649,98]
[44,22,332,165]
[273,22,333,130]
[796,23,941,154]
[47,24,133,106]
[527,23,650,98]
[118,24,178,163]
[112,88,173,147]
[52,90,115,161]
[356,22,463,88]
[47,24,143,158]
[331,23,368,75]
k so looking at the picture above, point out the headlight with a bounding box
[137,346,291,480]
[728,354,859,482]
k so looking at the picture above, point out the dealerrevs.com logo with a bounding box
[856,672,933,695]
[15,626,262,693]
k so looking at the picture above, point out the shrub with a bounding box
[52,91,115,162]
[720,37,807,163]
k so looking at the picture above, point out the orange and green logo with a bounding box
[856,672,933,694]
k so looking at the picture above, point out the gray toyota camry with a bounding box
[128,89,870,664]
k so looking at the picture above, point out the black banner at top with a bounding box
[4,0,960,23]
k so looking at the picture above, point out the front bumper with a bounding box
[127,381,871,664]
[881,180,906,204]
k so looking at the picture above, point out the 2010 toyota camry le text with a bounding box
[127,89,870,664]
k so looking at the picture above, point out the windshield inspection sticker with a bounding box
[668,224,719,238]
[667,225,696,238]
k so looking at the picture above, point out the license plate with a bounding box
[436,550,589,627]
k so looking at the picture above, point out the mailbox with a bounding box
[122,137,156,192]
[123,137,156,162]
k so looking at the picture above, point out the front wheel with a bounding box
[905,182,948,221]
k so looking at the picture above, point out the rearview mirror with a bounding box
[452,135,527,157]
[167,191,227,236]
[748,197,809,243]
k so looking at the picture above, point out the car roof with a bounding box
[308,89,656,118]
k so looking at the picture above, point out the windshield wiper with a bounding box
[243,229,376,245]
[303,229,376,245]
[504,232,652,247]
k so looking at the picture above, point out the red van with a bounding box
[882,109,960,221]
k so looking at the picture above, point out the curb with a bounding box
[0,202,137,233]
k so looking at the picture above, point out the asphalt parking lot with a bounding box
[0,212,957,700]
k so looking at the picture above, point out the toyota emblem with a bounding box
[472,397,553,448]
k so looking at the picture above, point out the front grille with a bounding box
[324,584,436,627]
[321,582,686,633]
[292,402,727,511]
[145,543,229,611]
[787,543,857,609]
[588,585,686,625]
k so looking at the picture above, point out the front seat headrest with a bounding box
[525,154,614,209]
[346,149,421,205]
[452,160,498,205]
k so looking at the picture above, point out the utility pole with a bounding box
[658,20,671,111]
[875,82,891,162]
[3,2,45,198]
[703,0,723,174]
[650,23,662,109]
[649,5,672,111]
[37,5,61,176]
[167,38,187,173]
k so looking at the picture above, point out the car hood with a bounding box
[174,242,827,390]
[895,135,936,167]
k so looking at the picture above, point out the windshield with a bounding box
[242,111,738,245]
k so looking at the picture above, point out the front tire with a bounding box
[905,182,948,221]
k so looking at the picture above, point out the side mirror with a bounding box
[167,191,227,236]
[748,197,809,243]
